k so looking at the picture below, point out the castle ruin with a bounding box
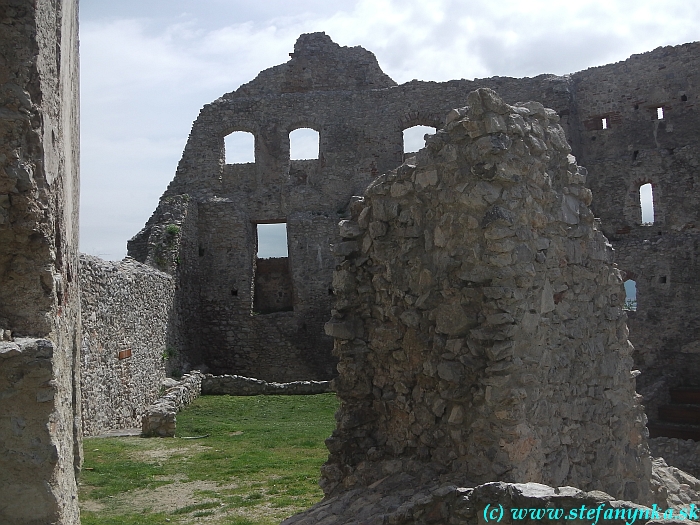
[1,8,700,523]
[133,32,700,420]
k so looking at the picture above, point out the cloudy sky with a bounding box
[79,0,699,260]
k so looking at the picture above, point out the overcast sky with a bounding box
[79,0,700,260]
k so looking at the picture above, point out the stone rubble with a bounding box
[318,88,652,505]
[283,474,695,525]
[650,438,700,480]
[141,372,204,437]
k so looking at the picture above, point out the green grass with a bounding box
[79,394,338,525]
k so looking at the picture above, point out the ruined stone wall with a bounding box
[134,34,575,382]
[322,89,651,501]
[79,254,173,436]
[568,44,700,418]
[135,33,699,407]
[0,0,81,523]
[128,194,201,375]
[254,257,294,314]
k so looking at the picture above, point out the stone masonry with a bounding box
[319,88,652,503]
[0,0,82,523]
[0,19,698,523]
[132,34,699,421]
[79,254,174,436]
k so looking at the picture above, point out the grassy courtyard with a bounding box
[79,394,339,525]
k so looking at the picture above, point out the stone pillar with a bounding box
[0,0,81,523]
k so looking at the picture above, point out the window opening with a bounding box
[257,223,288,258]
[623,280,637,311]
[289,128,319,160]
[224,131,255,164]
[640,183,654,225]
[403,125,436,156]
[253,222,293,314]
[681,94,688,102]
[657,107,664,120]
[601,118,608,130]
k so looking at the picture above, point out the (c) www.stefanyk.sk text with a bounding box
[482,503,698,525]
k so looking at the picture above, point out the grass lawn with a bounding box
[79,393,339,525]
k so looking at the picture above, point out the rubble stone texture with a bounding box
[201,374,334,395]
[132,33,700,414]
[141,371,203,437]
[79,254,173,436]
[649,437,700,480]
[0,0,81,523]
[320,88,652,503]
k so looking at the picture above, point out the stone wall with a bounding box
[0,0,82,523]
[570,45,700,419]
[141,372,203,437]
[79,254,174,436]
[254,257,294,314]
[320,89,652,502]
[133,33,699,409]
[201,374,334,395]
[649,437,700,480]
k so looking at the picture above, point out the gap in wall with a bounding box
[225,131,255,163]
[624,280,637,311]
[403,125,436,158]
[640,183,655,225]
[290,128,319,160]
[253,222,293,314]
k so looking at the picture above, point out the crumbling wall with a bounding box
[134,33,573,382]
[0,0,81,523]
[134,33,699,410]
[321,89,651,502]
[79,254,173,436]
[569,44,700,419]
[128,194,201,374]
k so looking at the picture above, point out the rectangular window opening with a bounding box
[623,280,637,311]
[601,118,608,130]
[639,183,655,225]
[657,107,664,120]
[252,222,293,314]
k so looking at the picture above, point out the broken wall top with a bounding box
[231,32,397,96]
[322,88,651,502]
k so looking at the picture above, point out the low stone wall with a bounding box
[201,374,334,396]
[650,437,700,480]
[80,254,174,436]
[142,372,204,437]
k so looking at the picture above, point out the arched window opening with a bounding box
[624,280,637,311]
[640,183,654,225]
[289,128,319,160]
[224,131,255,164]
[403,125,436,156]
[253,222,292,314]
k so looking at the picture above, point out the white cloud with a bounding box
[79,0,699,259]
